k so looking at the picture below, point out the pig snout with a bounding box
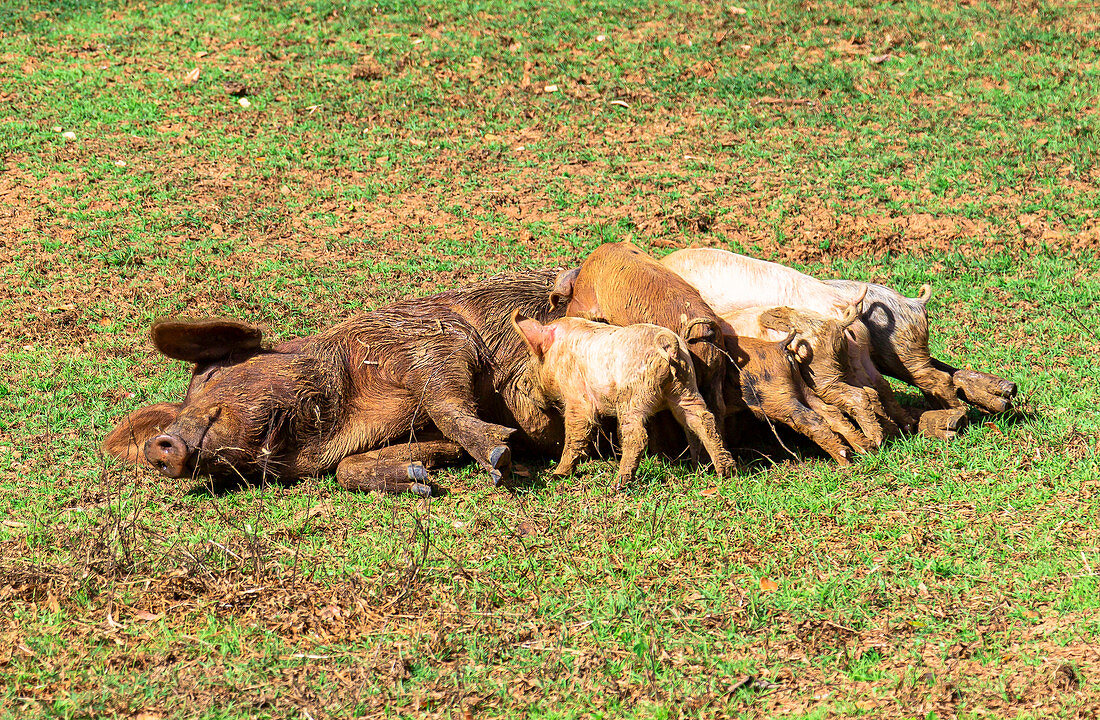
[144,433,193,478]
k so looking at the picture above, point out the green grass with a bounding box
[3,0,1100,717]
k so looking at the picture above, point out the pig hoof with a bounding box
[410,482,432,498]
[918,408,968,440]
[406,462,429,483]
[490,445,511,471]
[943,410,967,432]
[489,445,511,486]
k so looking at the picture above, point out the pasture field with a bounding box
[2,0,1100,717]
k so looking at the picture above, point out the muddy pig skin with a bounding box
[724,333,855,465]
[824,279,1017,415]
[512,313,733,487]
[103,312,517,497]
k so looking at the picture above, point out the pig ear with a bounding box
[102,402,182,465]
[777,331,799,357]
[511,310,555,358]
[549,267,580,309]
[151,319,263,363]
[758,307,795,334]
[848,284,868,313]
[683,317,719,343]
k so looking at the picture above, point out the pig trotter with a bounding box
[335,440,469,495]
[407,461,430,483]
[929,360,1017,413]
[489,444,512,486]
[917,408,968,441]
[950,368,1017,414]
[407,461,433,497]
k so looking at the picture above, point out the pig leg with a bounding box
[615,414,650,489]
[906,363,962,410]
[931,359,1017,413]
[917,407,969,441]
[869,325,959,409]
[804,363,889,448]
[841,383,894,445]
[879,328,961,410]
[756,396,853,466]
[802,389,875,454]
[402,347,516,485]
[666,391,733,477]
[422,401,516,486]
[336,439,467,496]
[863,308,962,410]
[554,404,596,477]
[847,340,915,433]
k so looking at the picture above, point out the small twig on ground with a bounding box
[1051,301,1099,342]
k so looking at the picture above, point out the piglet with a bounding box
[727,304,896,451]
[512,312,733,487]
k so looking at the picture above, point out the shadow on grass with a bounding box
[186,474,299,498]
[979,405,1039,428]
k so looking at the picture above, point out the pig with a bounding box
[102,311,518,496]
[823,280,1018,417]
[661,248,917,433]
[551,241,729,425]
[725,333,855,465]
[511,312,732,485]
[104,270,580,495]
[727,304,897,451]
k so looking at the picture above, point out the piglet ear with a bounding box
[549,267,580,309]
[847,284,868,313]
[511,310,556,358]
[151,318,263,363]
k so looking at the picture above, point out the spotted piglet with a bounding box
[511,312,733,488]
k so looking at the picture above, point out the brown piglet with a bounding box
[512,312,733,487]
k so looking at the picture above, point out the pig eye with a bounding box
[194,367,219,386]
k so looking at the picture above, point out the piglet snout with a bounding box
[144,433,192,478]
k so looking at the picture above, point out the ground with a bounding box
[2,0,1100,718]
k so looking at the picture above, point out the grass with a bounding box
[2,0,1100,717]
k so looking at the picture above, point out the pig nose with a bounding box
[144,433,191,478]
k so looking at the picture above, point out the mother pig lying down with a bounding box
[103,270,577,496]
